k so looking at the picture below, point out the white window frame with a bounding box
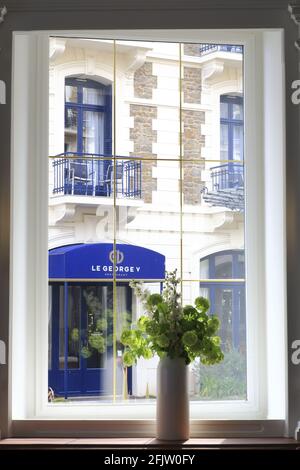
[10,29,286,437]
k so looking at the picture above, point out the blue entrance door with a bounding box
[48,283,132,398]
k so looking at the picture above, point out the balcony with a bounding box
[52,153,142,199]
[199,44,243,56]
[202,163,244,211]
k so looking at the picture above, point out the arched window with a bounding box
[220,94,243,161]
[200,250,246,352]
[64,77,112,156]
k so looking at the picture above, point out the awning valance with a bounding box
[49,243,165,280]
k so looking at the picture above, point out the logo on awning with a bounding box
[109,249,124,264]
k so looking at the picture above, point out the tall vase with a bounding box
[156,356,189,441]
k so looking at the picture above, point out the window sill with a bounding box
[0,436,297,449]
[10,419,286,439]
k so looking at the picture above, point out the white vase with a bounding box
[156,356,189,441]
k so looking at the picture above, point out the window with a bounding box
[64,77,112,155]
[220,95,244,162]
[11,30,286,434]
[63,78,112,195]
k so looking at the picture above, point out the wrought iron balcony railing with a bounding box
[202,163,244,211]
[199,44,243,56]
[52,153,142,199]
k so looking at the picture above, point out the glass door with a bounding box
[48,283,132,399]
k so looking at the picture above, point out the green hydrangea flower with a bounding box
[195,296,210,312]
[120,330,133,346]
[147,293,163,306]
[182,330,198,347]
[89,333,105,352]
[156,334,170,348]
[123,351,135,367]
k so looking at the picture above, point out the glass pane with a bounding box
[232,102,243,120]
[65,85,77,103]
[238,287,247,354]
[220,101,228,119]
[128,282,161,400]
[116,159,181,275]
[182,159,245,280]
[215,254,233,278]
[67,287,81,369]
[116,286,132,399]
[215,287,233,348]
[83,86,105,105]
[83,286,107,370]
[48,286,52,370]
[116,40,180,161]
[237,252,245,278]
[201,161,244,210]
[83,110,104,155]
[199,286,209,298]
[233,125,244,161]
[182,281,247,401]
[65,107,78,153]
[58,286,64,370]
[59,286,81,370]
[200,258,209,279]
[220,124,228,160]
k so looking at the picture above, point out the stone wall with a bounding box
[182,109,205,205]
[183,44,201,57]
[183,66,202,104]
[134,62,157,99]
[130,104,157,203]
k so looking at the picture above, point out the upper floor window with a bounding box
[220,94,244,161]
[64,77,112,155]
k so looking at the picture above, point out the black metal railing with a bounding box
[52,153,142,199]
[202,163,244,211]
[199,44,243,56]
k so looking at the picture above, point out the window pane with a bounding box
[183,281,247,401]
[83,286,108,370]
[200,258,209,279]
[215,254,233,278]
[216,287,233,348]
[48,287,52,370]
[59,286,81,370]
[220,124,228,160]
[83,86,105,105]
[238,287,247,354]
[220,101,228,119]
[233,125,243,161]
[116,41,179,161]
[65,107,78,153]
[82,110,104,154]
[65,85,77,103]
[237,253,245,278]
[232,102,243,120]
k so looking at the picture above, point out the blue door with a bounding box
[48,283,132,398]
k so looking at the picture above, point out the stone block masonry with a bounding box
[183,67,202,104]
[134,62,157,100]
[183,44,202,57]
[182,109,205,205]
[130,104,157,203]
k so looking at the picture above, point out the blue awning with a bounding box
[49,243,165,280]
